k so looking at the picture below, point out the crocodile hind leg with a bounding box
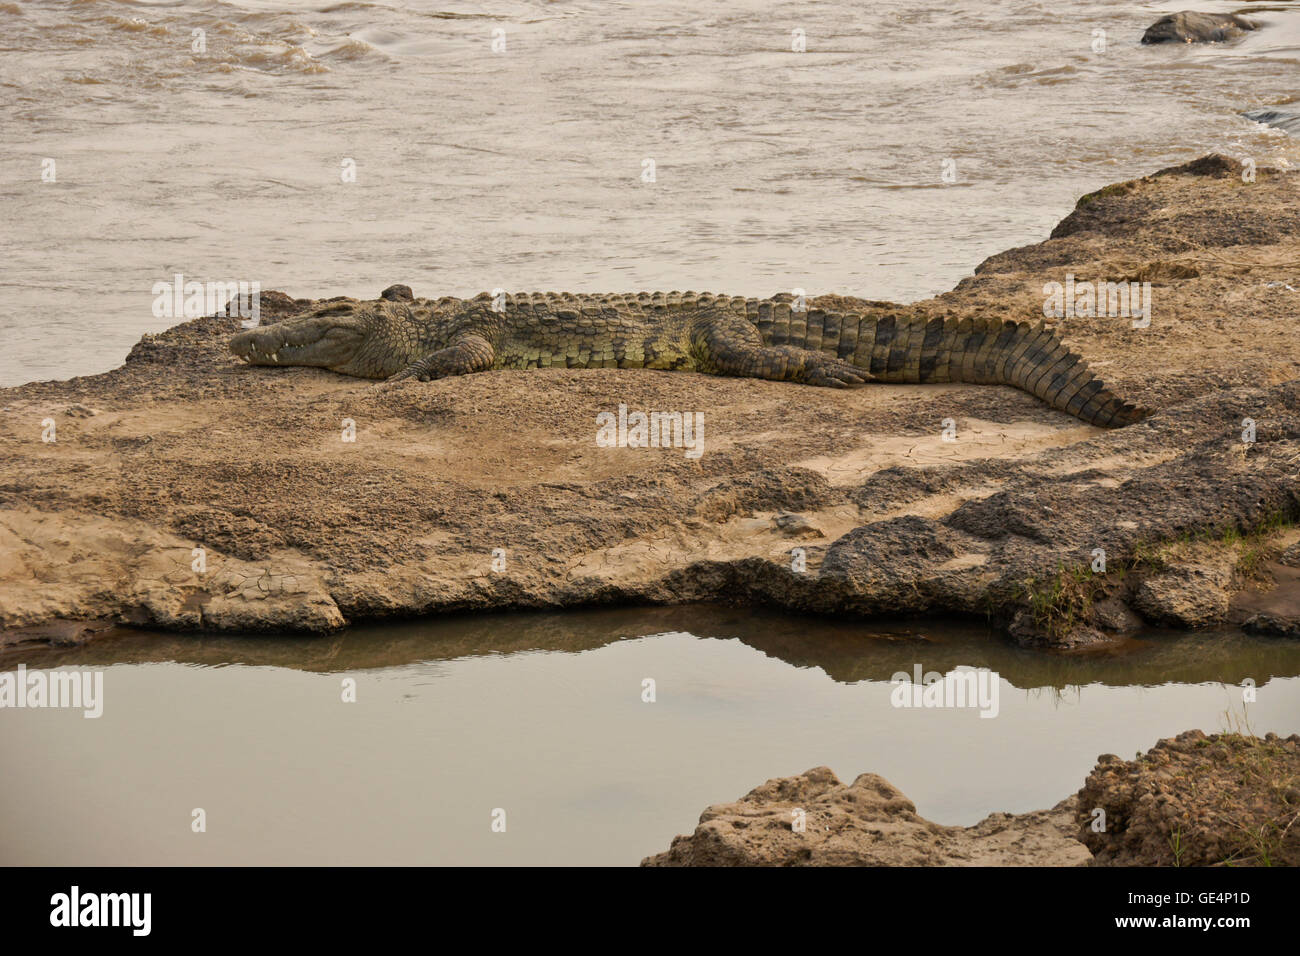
[695,311,870,388]
[385,333,495,382]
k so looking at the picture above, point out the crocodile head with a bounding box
[230,300,400,378]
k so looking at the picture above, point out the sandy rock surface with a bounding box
[641,766,1090,866]
[1,155,1298,643]
[1130,543,1238,628]
[644,730,1300,866]
[1079,730,1300,866]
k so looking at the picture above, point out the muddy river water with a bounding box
[4,0,1300,386]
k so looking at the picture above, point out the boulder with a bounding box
[1243,611,1300,639]
[1130,552,1237,628]
[1243,108,1300,137]
[1141,12,1259,44]
[642,766,1091,866]
[1079,730,1300,866]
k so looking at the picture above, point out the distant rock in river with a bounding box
[1141,11,1259,44]
[1243,108,1300,136]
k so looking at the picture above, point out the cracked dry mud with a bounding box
[1,154,1298,645]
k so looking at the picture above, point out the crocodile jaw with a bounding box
[230,314,368,370]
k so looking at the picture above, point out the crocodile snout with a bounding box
[230,311,369,370]
[230,327,285,364]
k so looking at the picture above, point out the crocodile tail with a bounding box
[994,319,1148,428]
[773,309,1146,429]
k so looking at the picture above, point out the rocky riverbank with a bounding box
[643,730,1300,866]
[1,154,1298,646]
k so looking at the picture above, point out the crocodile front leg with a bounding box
[386,333,495,382]
[696,312,870,388]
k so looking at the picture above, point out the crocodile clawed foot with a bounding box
[804,356,869,388]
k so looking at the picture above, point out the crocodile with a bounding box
[229,285,1148,427]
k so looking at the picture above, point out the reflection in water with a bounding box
[1,606,1297,865]
[6,604,1300,689]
